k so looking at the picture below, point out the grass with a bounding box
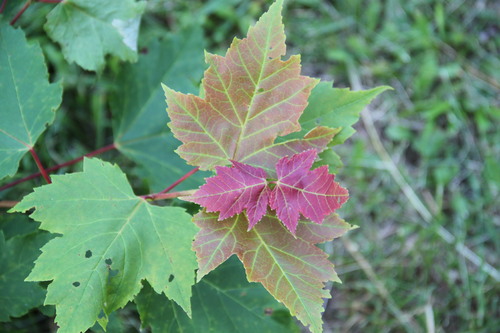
[1,0,498,332]
[281,0,499,331]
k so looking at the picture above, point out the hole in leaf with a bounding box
[105,258,112,265]
[73,281,80,287]
[85,250,92,258]
[168,274,175,282]
[98,309,105,319]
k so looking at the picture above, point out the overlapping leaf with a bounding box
[44,0,146,71]
[0,24,62,181]
[0,231,52,322]
[11,158,198,333]
[186,149,348,233]
[299,81,391,145]
[112,26,209,191]
[193,211,353,333]
[136,257,298,333]
[164,0,321,170]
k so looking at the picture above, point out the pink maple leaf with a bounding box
[185,149,348,234]
[184,161,269,227]
[270,150,349,233]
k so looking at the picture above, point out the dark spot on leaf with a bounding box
[168,274,175,282]
[105,258,112,265]
[258,88,264,93]
[268,56,272,60]
[264,307,273,315]
[73,281,80,287]
[109,269,119,278]
[85,250,92,258]
[98,309,105,319]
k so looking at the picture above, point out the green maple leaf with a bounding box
[0,231,52,322]
[0,24,62,181]
[44,0,146,71]
[300,81,392,146]
[113,26,210,192]
[11,158,198,333]
[136,257,298,333]
[163,0,333,171]
[193,211,354,333]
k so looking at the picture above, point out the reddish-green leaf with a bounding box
[164,0,318,170]
[193,211,353,333]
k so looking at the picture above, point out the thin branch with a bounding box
[140,190,196,201]
[0,143,116,192]
[29,148,51,184]
[9,0,30,25]
[0,201,18,208]
[347,65,500,282]
[159,167,200,194]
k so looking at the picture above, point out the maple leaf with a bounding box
[11,158,198,333]
[45,0,146,71]
[185,149,348,233]
[164,0,318,170]
[270,149,349,233]
[193,211,354,333]
[0,25,62,181]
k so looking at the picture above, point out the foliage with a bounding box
[0,0,387,332]
[0,24,61,180]
[2,0,497,332]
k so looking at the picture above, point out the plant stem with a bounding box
[37,0,62,3]
[0,0,7,13]
[0,201,18,208]
[9,0,30,25]
[0,143,116,192]
[29,148,51,184]
[140,190,196,201]
[159,167,199,194]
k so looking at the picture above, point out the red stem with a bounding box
[0,0,7,13]
[9,0,30,25]
[160,167,199,194]
[0,143,116,192]
[37,0,62,2]
[29,148,51,184]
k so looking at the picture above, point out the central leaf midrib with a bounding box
[251,228,316,323]
[232,21,274,159]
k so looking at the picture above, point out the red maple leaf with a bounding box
[185,149,348,233]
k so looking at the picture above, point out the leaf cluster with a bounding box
[0,1,388,332]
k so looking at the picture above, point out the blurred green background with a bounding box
[2,0,499,332]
